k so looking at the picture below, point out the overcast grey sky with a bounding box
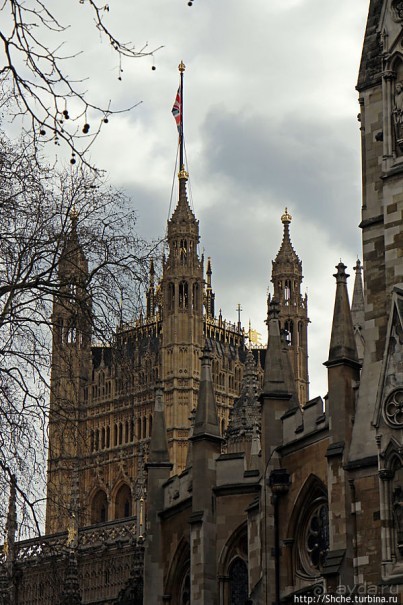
[46,0,370,398]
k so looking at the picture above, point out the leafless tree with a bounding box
[0,0,162,165]
[0,127,154,536]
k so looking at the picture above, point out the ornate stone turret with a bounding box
[226,350,261,461]
[46,208,92,534]
[270,209,309,405]
[161,168,204,472]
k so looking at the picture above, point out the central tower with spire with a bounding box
[161,62,205,471]
[270,208,309,405]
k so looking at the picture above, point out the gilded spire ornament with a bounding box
[281,207,292,224]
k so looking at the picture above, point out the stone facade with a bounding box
[3,2,403,603]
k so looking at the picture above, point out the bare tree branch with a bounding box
[0,0,163,166]
[0,127,159,535]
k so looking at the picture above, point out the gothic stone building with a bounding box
[2,0,403,603]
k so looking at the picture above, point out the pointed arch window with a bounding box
[180,572,190,605]
[228,557,248,605]
[115,484,132,519]
[284,279,292,304]
[298,321,304,347]
[193,283,200,312]
[292,480,329,579]
[168,282,175,312]
[285,320,294,345]
[179,282,189,309]
[91,490,108,524]
[180,239,188,265]
[66,322,77,344]
[379,449,403,572]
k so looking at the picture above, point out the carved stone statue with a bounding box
[393,82,403,152]
[392,485,403,554]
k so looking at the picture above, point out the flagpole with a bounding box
[179,61,185,170]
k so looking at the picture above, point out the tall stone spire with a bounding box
[193,345,221,440]
[146,258,156,319]
[324,262,360,590]
[351,259,365,364]
[273,208,301,272]
[271,208,309,405]
[205,257,215,318]
[327,263,359,364]
[167,169,199,260]
[263,299,290,396]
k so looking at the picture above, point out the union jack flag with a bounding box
[171,87,182,133]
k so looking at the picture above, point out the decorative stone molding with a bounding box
[392,1,403,23]
[383,389,403,428]
[379,468,395,481]
[298,498,329,576]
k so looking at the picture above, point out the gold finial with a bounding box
[178,164,189,180]
[178,61,186,73]
[281,207,292,225]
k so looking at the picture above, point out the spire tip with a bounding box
[281,207,292,225]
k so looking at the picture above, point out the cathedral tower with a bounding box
[46,209,92,534]
[270,209,309,405]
